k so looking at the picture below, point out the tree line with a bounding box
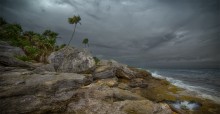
[0,15,94,63]
[0,17,65,63]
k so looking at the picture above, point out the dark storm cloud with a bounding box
[0,0,219,68]
[0,0,29,8]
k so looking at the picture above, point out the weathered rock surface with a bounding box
[129,78,148,88]
[33,64,56,73]
[93,66,115,80]
[0,41,33,68]
[94,60,136,80]
[0,54,32,68]
[96,78,118,87]
[0,68,93,113]
[67,83,173,114]
[0,66,173,114]
[0,41,25,57]
[48,46,95,73]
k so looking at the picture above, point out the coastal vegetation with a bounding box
[0,17,64,63]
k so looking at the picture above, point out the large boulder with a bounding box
[48,46,95,73]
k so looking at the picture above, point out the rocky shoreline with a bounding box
[0,43,220,114]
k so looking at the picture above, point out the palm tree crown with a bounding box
[82,38,89,47]
[68,15,81,25]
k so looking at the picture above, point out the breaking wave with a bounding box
[150,71,220,104]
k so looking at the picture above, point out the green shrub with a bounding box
[93,57,100,64]
[24,46,40,59]
[15,55,31,62]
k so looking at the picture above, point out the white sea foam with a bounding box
[172,101,201,110]
[150,71,220,104]
[151,72,166,79]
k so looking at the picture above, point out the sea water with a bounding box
[146,69,220,104]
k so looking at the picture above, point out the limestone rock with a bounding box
[48,46,95,73]
[93,66,115,80]
[116,67,135,79]
[0,54,33,68]
[112,87,145,101]
[96,78,118,87]
[67,84,173,114]
[0,41,33,68]
[0,41,25,57]
[96,60,136,79]
[0,66,174,114]
[118,83,130,90]
[97,59,124,67]
[129,78,148,88]
[0,69,92,114]
[33,64,56,74]
[121,100,173,114]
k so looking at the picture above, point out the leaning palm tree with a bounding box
[67,15,81,46]
[82,38,89,47]
[56,15,81,72]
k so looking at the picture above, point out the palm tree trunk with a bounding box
[67,24,77,46]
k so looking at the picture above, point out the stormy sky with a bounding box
[0,0,219,68]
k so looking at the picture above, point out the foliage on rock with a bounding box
[93,56,100,64]
[0,17,66,63]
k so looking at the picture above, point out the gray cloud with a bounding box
[0,0,219,68]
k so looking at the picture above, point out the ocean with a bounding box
[146,69,220,103]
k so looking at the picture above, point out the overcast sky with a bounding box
[0,0,219,68]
